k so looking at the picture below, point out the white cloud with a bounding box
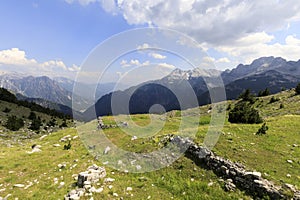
[89,0,300,46]
[216,57,230,63]
[0,48,78,78]
[0,48,37,66]
[149,52,166,60]
[137,43,150,50]
[157,63,176,69]
[130,59,140,65]
[217,34,300,64]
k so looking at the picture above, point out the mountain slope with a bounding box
[0,75,91,111]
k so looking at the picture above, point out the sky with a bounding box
[0,0,300,84]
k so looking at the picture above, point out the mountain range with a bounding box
[83,56,300,120]
[1,56,300,121]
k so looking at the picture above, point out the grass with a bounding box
[0,89,300,199]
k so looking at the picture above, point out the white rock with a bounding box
[113,193,118,197]
[104,146,111,154]
[53,144,61,147]
[136,165,142,170]
[287,160,293,164]
[13,184,25,188]
[131,136,138,141]
[287,174,291,178]
[94,187,103,193]
[108,185,113,189]
[39,135,47,140]
[104,178,115,183]
[126,187,133,191]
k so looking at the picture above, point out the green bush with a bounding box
[2,107,11,113]
[258,88,270,97]
[256,123,268,135]
[64,141,71,150]
[29,116,42,131]
[228,101,262,124]
[238,89,256,103]
[296,83,300,95]
[5,115,24,131]
[28,111,37,120]
[269,96,280,104]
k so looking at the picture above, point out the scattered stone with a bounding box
[207,182,214,187]
[104,178,115,183]
[58,182,65,189]
[13,184,25,188]
[113,193,118,197]
[53,144,61,147]
[136,165,142,170]
[26,145,42,154]
[60,135,72,142]
[171,136,300,200]
[287,160,293,164]
[126,187,133,191]
[73,136,78,140]
[39,135,47,140]
[286,174,291,178]
[103,146,111,154]
[131,136,138,141]
[58,163,67,169]
[224,179,236,191]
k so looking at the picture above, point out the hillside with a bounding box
[83,57,300,120]
[0,89,299,199]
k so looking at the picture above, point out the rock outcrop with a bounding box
[171,136,300,200]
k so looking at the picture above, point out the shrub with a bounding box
[59,120,68,128]
[269,96,280,104]
[238,89,255,103]
[3,107,11,113]
[5,115,24,131]
[64,141,71,150]
[256,123,268,135]
[29,116,42,131]
[296,83,300,95]
[228,101,262,124]
[28,111,37,120]
[258,88,270,97]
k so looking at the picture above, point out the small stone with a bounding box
[207,182,214,187]
[126,187,133,191]
[286,174,291,178]
[113,193,118,197]
[13,184,25,188]
[131,136,138,141]
[104,178,115,183]
[108,185,113,189]
[287,160,293,164]
[53,144,61,147]
[103,146,111,154]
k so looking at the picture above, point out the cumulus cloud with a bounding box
[67,0,300,69]
[137,43,150,50]
[84,0,300,46]
[217,34,300,64]
[149,52,166,60]
[157,63,176,69]
[0,48,78,78]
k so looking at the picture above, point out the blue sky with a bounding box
[0,0,300,83]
